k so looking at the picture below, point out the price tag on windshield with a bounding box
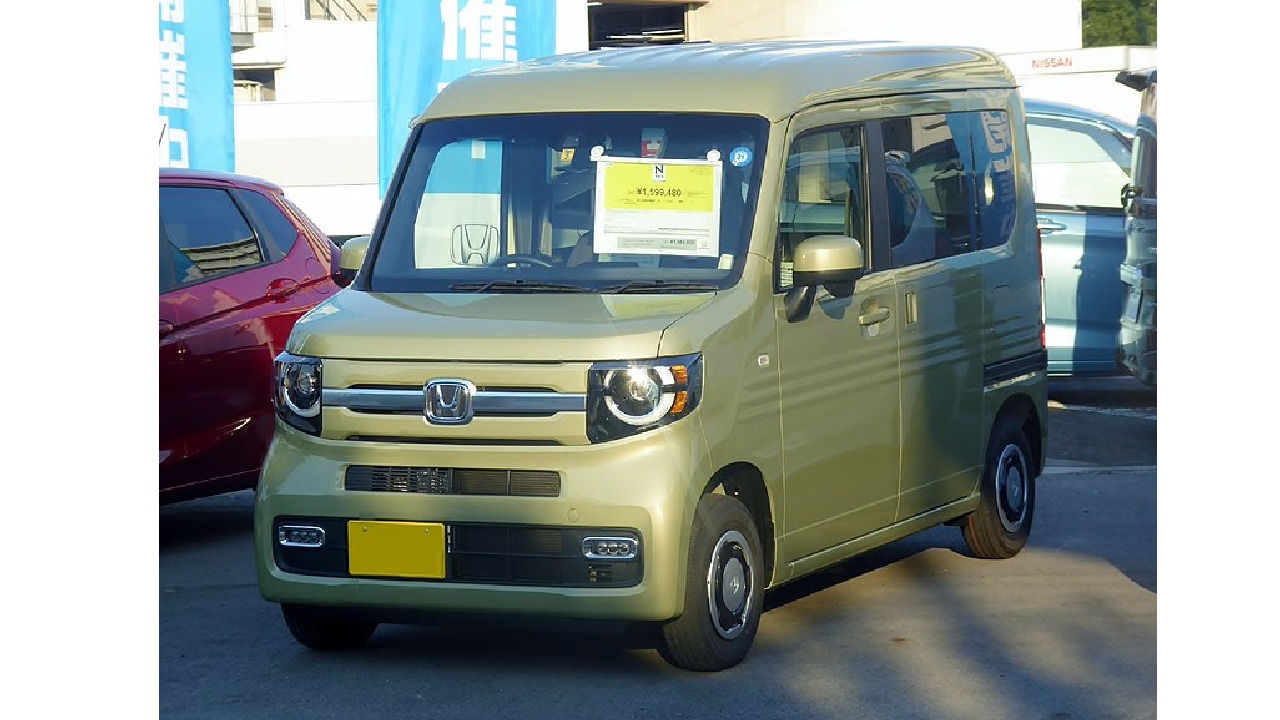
[592,155,722,257]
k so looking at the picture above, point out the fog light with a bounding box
[582,536,638,561]
[278,525,326,548]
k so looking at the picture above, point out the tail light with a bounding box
[1037,228,1046,349]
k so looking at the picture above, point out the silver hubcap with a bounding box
[722,558,746,610]
[995,443,1030,533]
[706,530,755,640]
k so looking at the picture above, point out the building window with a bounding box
[234,68,277,102]
[306,0,374,21]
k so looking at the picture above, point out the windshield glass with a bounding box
[369,113,768,293]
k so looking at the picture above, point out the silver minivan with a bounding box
[1025,99,1135,377]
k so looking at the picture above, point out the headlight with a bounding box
[587,354,701,443]
[274,353,322,435]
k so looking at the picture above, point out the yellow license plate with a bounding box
[348,521,446,579]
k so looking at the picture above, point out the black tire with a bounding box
[962,414,1036,559]
[658,493,764,672]
[281,604,377,651]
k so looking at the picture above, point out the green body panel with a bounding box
[288,290,712,363]
[894,253,988,518]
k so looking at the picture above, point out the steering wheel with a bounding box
[487,253,555,268]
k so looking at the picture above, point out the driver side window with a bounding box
[776,125,866,289]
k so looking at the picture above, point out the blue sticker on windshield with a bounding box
[729,146,753,167]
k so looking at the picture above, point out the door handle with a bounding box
[265,278,298,301]
[858,307,890,326]
[1036,216,1067,235]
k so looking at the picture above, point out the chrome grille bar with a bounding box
[324,388,586,414]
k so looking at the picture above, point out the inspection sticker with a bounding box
[728,146,753,167]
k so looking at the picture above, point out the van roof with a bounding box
[417,40,1016,125]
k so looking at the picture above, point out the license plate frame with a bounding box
[348,520,446,579]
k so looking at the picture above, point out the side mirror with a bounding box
[336,235,371,287]
[784,235,866,323]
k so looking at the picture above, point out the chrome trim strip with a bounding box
[476,391,586,413]
[277,525,326,548]
[324,388,422,412]
[324,388,586,414]
[582,536,640,562]
[983,370,1043,393]
[983,348,1048,387]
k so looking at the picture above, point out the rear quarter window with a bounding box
[239,189,299,258]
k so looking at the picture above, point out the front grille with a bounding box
[345,466,561,497]
[272,517,642,588]
[449,524,641,586]
[453,525,567,554]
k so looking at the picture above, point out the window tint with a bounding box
[972,111,1017,249]
[1131,128,1156,200]
[876,110,1018,264]
[879,114,974,267]
[240,188,299,256]
[159,186,265,285]
[1027,117,1131,209]
[159,217,177,293]
[776,126,865,288]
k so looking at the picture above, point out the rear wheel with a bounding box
[962,415,1036,559]
[281,604,377,651]
[658,493,763,672]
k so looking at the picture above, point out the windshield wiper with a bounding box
[601,280,721,294]
[449,280,592,293]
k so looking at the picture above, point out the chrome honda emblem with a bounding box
[424,379,475,425]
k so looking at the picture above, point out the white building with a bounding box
[227,0,1153,238]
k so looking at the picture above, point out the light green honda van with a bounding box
[256,40,1048,672]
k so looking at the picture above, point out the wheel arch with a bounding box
[701,462,776,585]
[993,393,1045,476]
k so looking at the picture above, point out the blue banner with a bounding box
[159,0,234,171]
[378,0,558,194]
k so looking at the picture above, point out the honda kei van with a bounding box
[256,41,1048,672]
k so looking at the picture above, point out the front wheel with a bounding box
[281,604,377,651]
[658,493,764,672]
[961,415,1036,559]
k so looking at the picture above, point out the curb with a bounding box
[1042,464,1158,476]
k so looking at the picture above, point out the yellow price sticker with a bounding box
[603,162,715,213]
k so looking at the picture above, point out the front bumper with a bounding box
[254,419,710,622]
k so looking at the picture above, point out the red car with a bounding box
[160,169,343,504]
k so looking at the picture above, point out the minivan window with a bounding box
[370,113,768,293]
[1131,130,1156,201]
[776,125,867,288]
[879,110,1018,263]
[776,110,1019,282]
[1027,117,1131,210]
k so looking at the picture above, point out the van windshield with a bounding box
[369,113,768,293]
